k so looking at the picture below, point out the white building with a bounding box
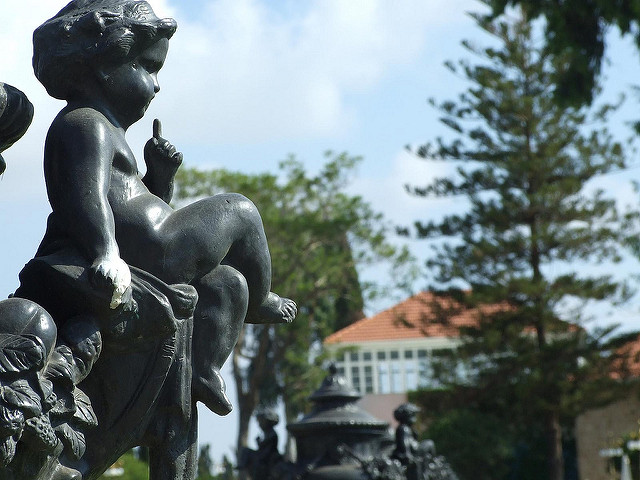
[323,291,479,424]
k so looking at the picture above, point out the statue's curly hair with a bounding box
[33,0,177,100]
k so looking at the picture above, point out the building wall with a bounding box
[328,338,460,395]
[576,396,640,480]
[358,393,408,427]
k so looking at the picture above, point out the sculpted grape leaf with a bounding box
[0,334,45,374]
[71,388,97,427]
[0,404,24,436]
[0,436,16,468]
[49,388,75,419]
[37,377,57,411]
[44,346,75,387]
[55,423,86,460]
[0,380,42,417]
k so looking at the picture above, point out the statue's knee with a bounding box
[218,265,249,302]
[198,265,249,307]
[218,193,259,220]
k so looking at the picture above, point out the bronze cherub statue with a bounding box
[0,1,297,478]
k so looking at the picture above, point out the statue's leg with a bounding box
[118,193,294,324]
[191,265,248,415]
[146,193,269,291]
[148,407,198,480]
[139,193,292,323]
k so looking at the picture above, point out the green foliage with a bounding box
[407,11,638,480]
[486,0,640,106]
[175,151,416,452]
[215,455,237,480]
[412,388,578,480]
[93,447,236,480]
[197,444,214,480]
[97,451,149,480]
[423,408,515,480]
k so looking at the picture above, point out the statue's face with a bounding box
[100,38,169,127]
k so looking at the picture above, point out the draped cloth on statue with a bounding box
[14,249,198,478]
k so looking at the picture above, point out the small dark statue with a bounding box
[236,366,458,480]
[0,1,296,479]
[238,409,283,480]
[391,404,458,480]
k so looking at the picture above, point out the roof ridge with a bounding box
[324,291,429,343]
[325,291,452,344]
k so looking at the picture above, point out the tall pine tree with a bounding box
[407,11,637,480]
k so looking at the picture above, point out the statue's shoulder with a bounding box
[47,107,117,149]
[53,106,109,130]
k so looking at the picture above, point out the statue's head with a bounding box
[33,0,177,101]
[256,409,279,429]
[393,402,420,425]
[0,83,34,175]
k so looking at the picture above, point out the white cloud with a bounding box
[350,148,468,230]
[150,0,475,144]
[1,0,479,197]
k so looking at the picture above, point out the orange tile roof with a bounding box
[324,291,489,345]
[612,334,640,379]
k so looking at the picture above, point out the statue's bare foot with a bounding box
[192,368,233,416]
[257,292,297,324]
[52,464,82,480]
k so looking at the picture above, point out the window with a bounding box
[418,358,430,387]
[390,361,402,393]
[351,366,361,392]
[405,362,417,391]
[331,345,455,394]
[364,366,373,393]
[378,364,389,394]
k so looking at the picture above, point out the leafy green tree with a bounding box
[406,11,637,480]
[423,408,515,480]
[175,152,414,459]
[197,444,214,480]
[486,0,640,106]
[97,451,149,480]
[216,455,236,480]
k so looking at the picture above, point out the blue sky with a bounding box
[3,0,640,463]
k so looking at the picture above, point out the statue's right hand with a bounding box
[90,256,134,310]
[144,118,183,170]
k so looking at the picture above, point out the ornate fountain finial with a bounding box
[309,362,361,403]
